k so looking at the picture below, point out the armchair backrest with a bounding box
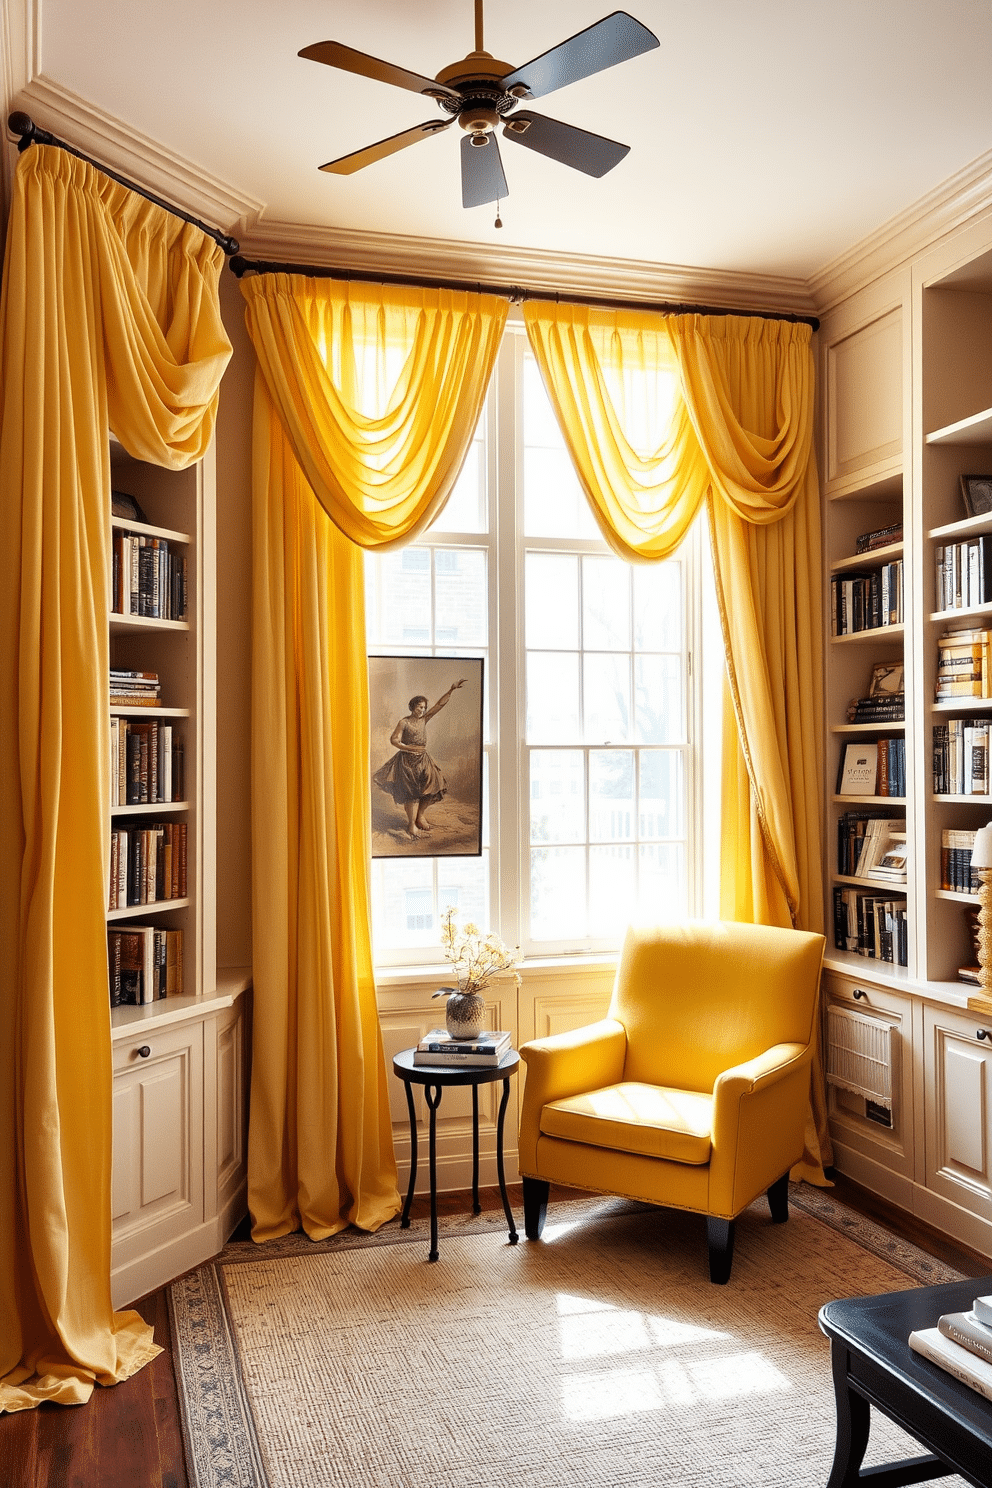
[609,920,824,1092]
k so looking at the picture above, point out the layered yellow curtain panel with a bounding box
[0,146,230,1413]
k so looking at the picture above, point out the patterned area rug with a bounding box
[169,1186,967,1488]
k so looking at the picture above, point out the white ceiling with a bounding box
[9,0,992,288]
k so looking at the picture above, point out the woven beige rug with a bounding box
[170,1188,968,1488]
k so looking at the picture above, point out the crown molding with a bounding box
[238,217,817,317]
[810,146,992,314]
[8,75,264,232]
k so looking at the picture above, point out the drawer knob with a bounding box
[978,1029,990,1043]
[136,1045,151,1059]
[852,989,867,1001]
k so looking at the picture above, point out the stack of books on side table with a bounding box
[413,1029,512,1067]
[910,1292,992,1401]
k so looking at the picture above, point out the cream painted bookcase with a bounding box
[107,439,249,1307]
[820,215,992,1258]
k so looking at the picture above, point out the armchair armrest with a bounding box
[709,1041,814,1213]
[713,1041,810,1102]
[517,1019,627,1173]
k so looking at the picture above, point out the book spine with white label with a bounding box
[909,1326,992,1402]
[938,1311,992,1367]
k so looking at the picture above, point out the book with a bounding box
[856,521,903,554]
[837,742,878,796]
[937,1310,992,1368]
[909,1325,992,1403]
[413,1028,512,1066]
[974,1294,992,1327]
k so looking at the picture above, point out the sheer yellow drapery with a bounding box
[524,302,829,1178]
[241,274,507,548]
[241,274,505,1237]
[0,145,231,1413]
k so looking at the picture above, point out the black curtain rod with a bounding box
[229,253,819,331]
[6,111,240,256]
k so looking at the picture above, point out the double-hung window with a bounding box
[366,322,718,965]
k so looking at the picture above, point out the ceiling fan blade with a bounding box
[503,110,629,178]
[299,41,461,103]
[500,11,659,100]
[460,133,508,208]
[319,120,453,175]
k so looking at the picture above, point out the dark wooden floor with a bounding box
[1,1175,988,1488]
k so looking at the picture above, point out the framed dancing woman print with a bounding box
[368,656,484,858]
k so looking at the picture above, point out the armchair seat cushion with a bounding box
[540,1082,713,1164]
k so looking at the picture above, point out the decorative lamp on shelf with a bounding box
[970,823,992,995]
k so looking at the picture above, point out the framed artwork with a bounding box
[368,656,484,858]
[868,661,904,697]
[960,474,992,518]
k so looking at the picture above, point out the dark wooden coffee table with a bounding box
[392,1048,519,1263]
[819,1275,992,1487]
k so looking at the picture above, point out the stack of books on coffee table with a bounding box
[909,1291,992,1401]
[413,1029,512,1067]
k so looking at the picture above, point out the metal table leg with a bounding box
[399,1077,418,1229]
[495,1075,518,1245]
[425,1083,443,1262]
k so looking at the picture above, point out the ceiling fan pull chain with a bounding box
[494,198,502,230]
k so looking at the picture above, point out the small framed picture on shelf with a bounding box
[837,742,878,796]
[959,474,992,518]
[868,661,904,697]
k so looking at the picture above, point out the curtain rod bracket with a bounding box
[6,111,240,256]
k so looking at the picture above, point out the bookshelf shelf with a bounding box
[831,541,904,574]
[925,406,992,446]
[107,896,190,922]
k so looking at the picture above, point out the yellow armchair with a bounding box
[518,919,825,1283]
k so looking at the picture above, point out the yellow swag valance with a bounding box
[241,274,508,549]
[0,145,231,1413]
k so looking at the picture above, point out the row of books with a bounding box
[837,813,907,881]
[910,1291,992,1404]
[935,535,992,614]
[112,532,188,621]
[940,828,982,894]
[110,718,185,806]
[109,821,187,910]
[108,925,184,1007]
[830,561,904,636]
[832,887,908,966]
[836,737,905,797]
[932,719,990,795]
[846,691,905,724]
[934,627,992,701]
[855,520,903,555]
[413,1028,512,1067]
[110,668,161,708]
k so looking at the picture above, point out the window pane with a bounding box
[526,553,579,649]
[523,353,562,446]
[530,846,585,939]
[438,855,489,929]
[589,845,636,937]
[638,843,688,918]
[433,436,486,534]
[530,750,585,844]
[365,549,431,646]
[527,653,580,743]
[635,656,683,744]
[634,562,682,651]
[523,448,598,540]
[435,548,487,647]
[583,654,631,744]
[582,557,631,650]
[589,751,635,842]
[639,751,684,839]
[371,859,435,950]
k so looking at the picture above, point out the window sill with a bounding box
[374,950,619,991]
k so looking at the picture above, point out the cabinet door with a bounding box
[823,972,916,1205]
[111,1019,204,1270]
[211,995,249,1218]
[825,308,903,489]
[923,1004,992,1220]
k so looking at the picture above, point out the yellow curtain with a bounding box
[241,274,505,1238]
[241,274,507,548]
[0,145,231,1412]
[524,302,829,1178]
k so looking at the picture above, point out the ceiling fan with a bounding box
[299,3,659,211]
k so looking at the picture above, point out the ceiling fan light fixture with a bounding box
[469,132,490,148]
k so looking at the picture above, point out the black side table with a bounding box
[392,1047,520,1262]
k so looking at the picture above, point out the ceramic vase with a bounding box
[443,988,486,1040]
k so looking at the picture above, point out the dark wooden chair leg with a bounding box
[707,1216,735,1283]
[523,1177,550,1240]
[767,1172,790,1224]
